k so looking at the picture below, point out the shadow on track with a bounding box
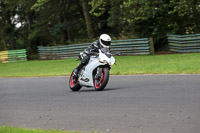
[69,87,121,92]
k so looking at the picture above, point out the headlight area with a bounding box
[99,59,107,64]
[109,62,115,67]
[109,62,115,66]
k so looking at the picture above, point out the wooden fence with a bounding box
[168,34,200,53]
[38,38,154,60]
[0,49,27,63]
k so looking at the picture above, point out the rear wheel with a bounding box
[94,67,109,91]
[69,72,82,91]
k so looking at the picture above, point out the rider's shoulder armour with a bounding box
[93,40,99,48]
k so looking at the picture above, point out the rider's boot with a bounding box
[73,62,85,77]
[73,55,90,77]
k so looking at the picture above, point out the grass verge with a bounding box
[0,126,80,133]
[0,53,200,77]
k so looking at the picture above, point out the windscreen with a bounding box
[101,47,111,58]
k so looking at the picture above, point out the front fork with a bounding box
[94,68,102,79]
[94,67,103,85]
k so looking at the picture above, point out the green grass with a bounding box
[0,53,200,77]
[0,126,80,133]
[112,53,200,75]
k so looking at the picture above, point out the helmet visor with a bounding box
[101,39,111,46]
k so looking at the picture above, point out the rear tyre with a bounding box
[94,67,109,91]
[69,72,82,91]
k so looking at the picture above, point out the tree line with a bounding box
[0,0,200,59]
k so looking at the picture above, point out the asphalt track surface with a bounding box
[0,75,200,133]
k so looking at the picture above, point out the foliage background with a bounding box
[0,0,200,59]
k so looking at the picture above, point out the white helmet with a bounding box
[99,34,111,48]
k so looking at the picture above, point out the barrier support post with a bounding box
[149,37,155,55]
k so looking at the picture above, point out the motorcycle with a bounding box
[69,47,115,91]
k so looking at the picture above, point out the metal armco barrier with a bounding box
[38,38,154,60]
[0,49,27,63]
[168,34,200,53]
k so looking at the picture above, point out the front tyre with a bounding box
[94,67,109,91]
[69,72,82,91]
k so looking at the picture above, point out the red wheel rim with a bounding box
[95,69,105,88]
[70,73,78,87]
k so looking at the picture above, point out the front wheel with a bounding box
[69,72,82,91]
[94,67,109,91]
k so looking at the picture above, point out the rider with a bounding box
[73,34,111,77]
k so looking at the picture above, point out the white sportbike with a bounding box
[69,47,115,91]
